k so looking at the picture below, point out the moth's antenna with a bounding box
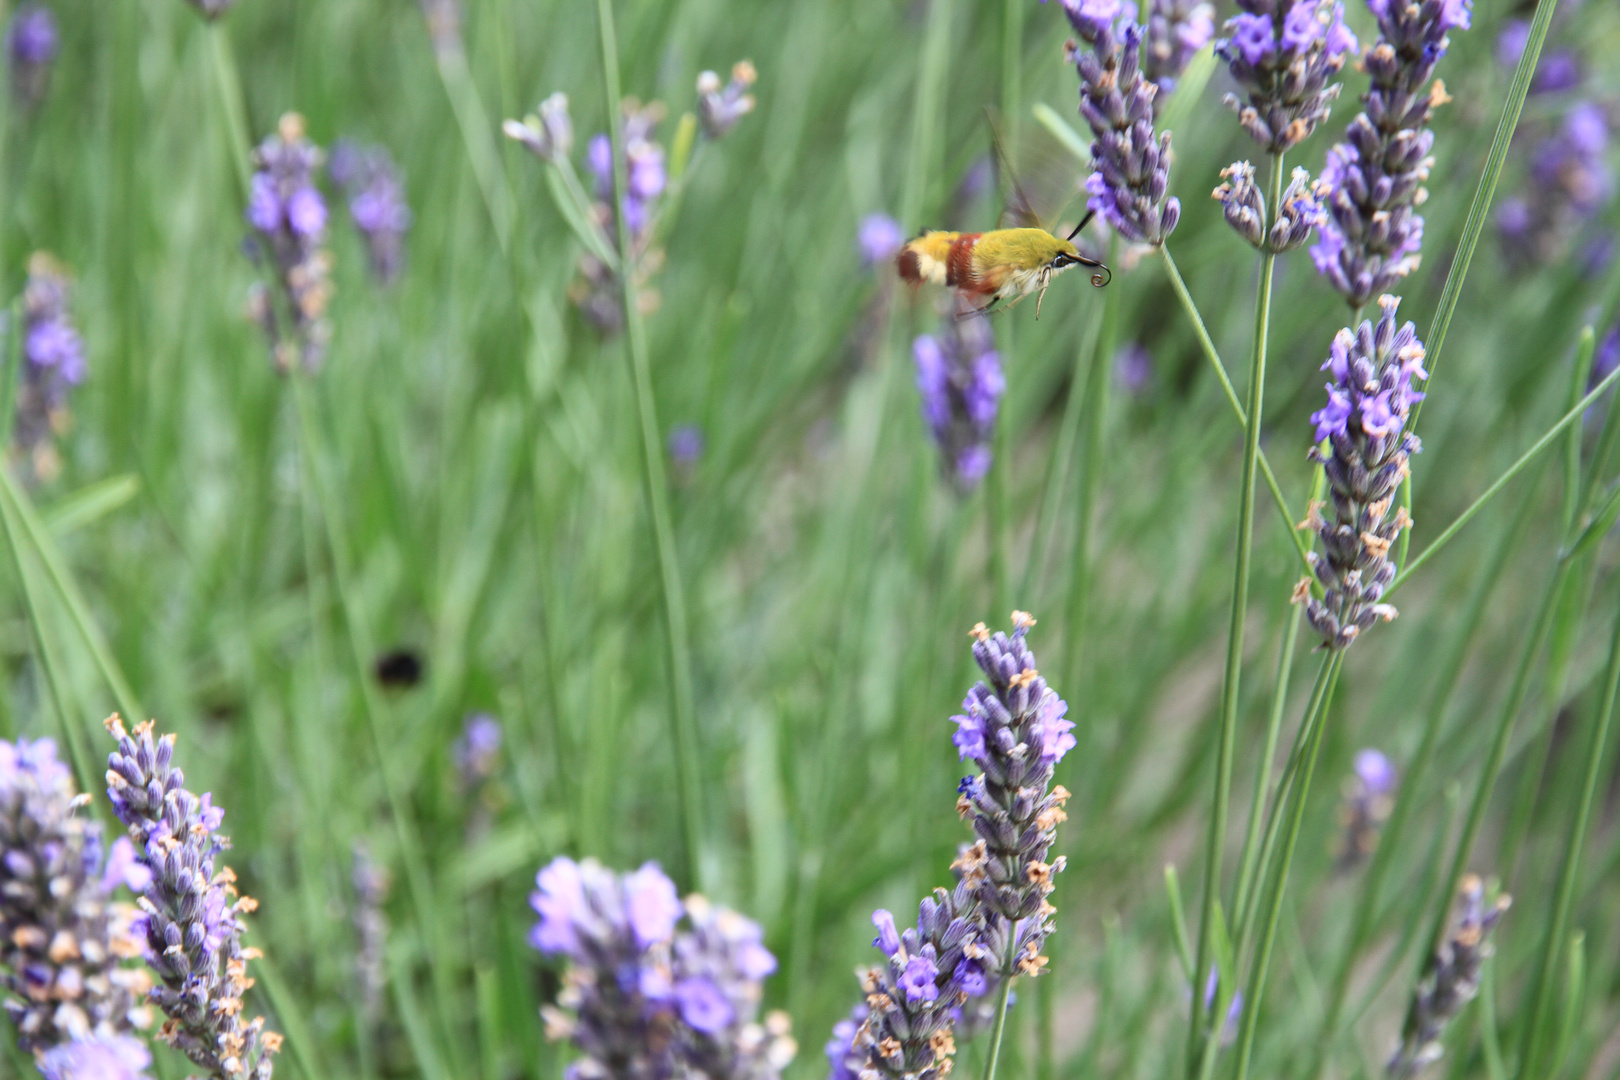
[1065,209,1096,242]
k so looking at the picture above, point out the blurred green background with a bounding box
[2,0,1619,1077]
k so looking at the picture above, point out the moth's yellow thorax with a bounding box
[972,229,1074,273]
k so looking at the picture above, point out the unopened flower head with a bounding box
[328,140,411,284]
[1216,0,1359,153]
[1144,0,1215,92]
[1388,875,1509,1079]
[15,253,87,480]
[697,61,757,139]
[1213,161,1326,252]
[0,738,151,1053]
[1311,0,1470,306]
[37,1033,152,1080]
[246,113,333,374]
[503,93,574,164]
[103,715,282,1080]
[1338,748,1397,868]
[914,298,1004,492]
[1062,2,1182,244]
[1301,295,1426,649]
[6,4,58,109]
[953,613,1073,970]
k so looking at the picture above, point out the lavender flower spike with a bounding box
[1337,748,1397,869]
[0,738,151,1053]
[245,113,333,374]
[15,252,89,482]
[1387,875,1509,1078]
[6,4,58,110]
[1298,295,1426,649]
[503,93,574,164]
[1063,1,1182,245]
[328,140,411,284]
[1312,0,1470,307]
[914,297,1005,492]
[1216,0,1359,153]
[38,1033,152,1080]
[696,61,758,139]
[1144,0,1216,92]
[103,716,283,1080]
[954,612,1074,977]
[1213,161,1327,252]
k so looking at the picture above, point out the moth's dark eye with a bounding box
[1053,253,1076,268]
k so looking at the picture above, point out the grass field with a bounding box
[0,0,1618,1077]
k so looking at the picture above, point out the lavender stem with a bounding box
[978,931,1019,1080]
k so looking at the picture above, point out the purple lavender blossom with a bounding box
[1388,876,1509,1078]
[246,113,333,374]
[696,61,758,139]
[103,716,282,1080]
[1062,3,1182,244]
[1310,0,1469,307]
[858,214,906,267]
[1300,296,1426,649]
[1197,970,1245,1045]
[328,140,410,284]
[37,1033,153,1080]
[531,858,793,1080]
[1115,341,1154,393]
[1144,0,1215,92]
[0,739,151,1053]
[824,1003,868,1080]
[451,712,502,791]
[1500,101,1614,266]
[668,424,705,468]
[1213,161,1327,252]
[1494,20,1581,94]
[914,300,1004,492]
[1216,0,1359,153]
[6,4,57,109]
[15,253,88,481]
[1338,748,1397,869]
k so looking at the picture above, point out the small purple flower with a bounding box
[1501,100,1614,266]
[1495,19,1528,69]
[899,956,940,1003]
[286,186,327,238]
[1033,694,1077,765]
[15,253,87,477]
[913,301,1004,492]
[1216,0,1359,153]
[1339,749,1397,869]
[951,709,987,761]
[1144,0,1215,91]
[1354,749,1397,795]
[953,957,988,996]
[452,713,503,790]
[1115,342,1153,393]
[624,862,681,947]
[825,1007,868,1080]
[667,424,705,467]
[529,857,589,956]
[6,4,57,109]
[329,140,411,283]
[246,113,333,374]
[675,977,734,1033]
[872,909,902,956]
[37,1034,152,1080]
[858,213,905,266]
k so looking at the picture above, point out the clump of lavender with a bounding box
[1216,0,1359,154]
[452,713,502,792]
[1212,161,1327,252]
[350,842,389,1026]
[0,739,151,1054]
[858,214,905,268]
[1299,295,1426,649]
[913,299,1004,492]
[103,716,283,1080]
[953,613,1074,978]
[1310,0,1471,308]
[328,140,410,284]
[6,4,57,110]
[1060,0,1182,245]
[15,253,88,482]
[531,857,793,1080]
[38,1033,152,1080]
[245,113,333,375]
[696,61,757,139]
[1496,102,1613,267]
[1337,748,1396,869]
[1495,19,1580,95]
[1144,0,1216,92]
[1387,875,1509,1078]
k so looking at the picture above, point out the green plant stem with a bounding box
[1390,361,1620,593]
[207,21,253,205]
[596,0,705,891]
[1307,484,1537,1079]
[1066,236,1119,688]
[1395,0,1560,568]
[1516,600,1620,1077]
[980,930,1020,1080]
[990,0,1023,620]
[1160,246,1311,576]
[1187,152,1283,1075]
[1231,653,1343,1080]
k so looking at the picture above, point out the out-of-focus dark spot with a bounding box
[374,647,425,688]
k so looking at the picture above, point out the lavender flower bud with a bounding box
[1387,875,1509,1078]
[37,1033,153,1080]
[696,61,757,140]
[1299,295,1425,649]
[1063,5,1182,245]
[15,253,88,482]
[1213,161,1268,249]
[1144,0,1215,92]
[858,214,905,267]
[569,101,670,334]
[1271,167,1329,252]
[6,4,57,110]
[103,716,283,1080]
[1216,0,1359,153]
[246,113,333,375]
[914,298,1004,492]
[0,739,151,1053]
[328,140,410,284]
[1311,0,1470,306]
[1337,748,1396,869]
[503,93,574,164]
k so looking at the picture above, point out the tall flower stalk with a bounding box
[103,716,283,1080]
